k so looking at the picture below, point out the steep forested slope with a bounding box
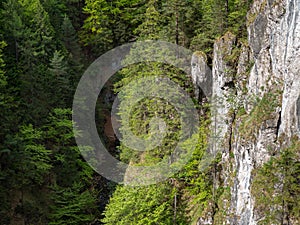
[0,0,299,225]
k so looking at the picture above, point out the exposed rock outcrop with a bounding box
[191,51,212,101]
[192,0,300,224]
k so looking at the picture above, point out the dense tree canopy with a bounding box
[1,1,297,225]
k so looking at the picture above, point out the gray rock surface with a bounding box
[191,51,212,100]
[192,0,300,224]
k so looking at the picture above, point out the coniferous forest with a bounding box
[0,0,299,224]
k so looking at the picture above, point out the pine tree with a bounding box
[11,124,52,187]
[81,0,117,54]
[40,0,67,33]
[62,0,85,30]
[190,0,225,55]
[190,0,251,55]
[17,0,56,67]
[1,124,52,224]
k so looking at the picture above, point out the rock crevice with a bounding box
[192,0,300,223]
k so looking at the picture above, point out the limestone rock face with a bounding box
[192,0,300,224]
[212,32,237,154]
[191,51,212,101]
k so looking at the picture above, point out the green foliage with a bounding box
[48,50,72,107]
[102,183,187,225]
[0,0,59,124]
[1,124,51,224]
[115,62,187,163]
[176,118,224,223]
[61,15,82,64]
[191,0,252,56]
[134,0,162,40]
[0,40,13,225]
[0,0,98,222]
[81,0,147,55]
[252,140,300,224]
[161,0,200,46]
[45,109,98,224]
[240,91,281,141]
[17,0,56,65]
[0,41,8,139]
[44,108,94,185]
[0,108,98,224]
[113,0,194,166]
[0,41,7,89]
[15,124,52,186]
[2,124,51,189]
[1,0,24,52]
[49,183,97,225]
[228,0,252,36]
[0,0,268,224]
[40,0,67,33]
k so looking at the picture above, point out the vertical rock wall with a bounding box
[192,0,300,224]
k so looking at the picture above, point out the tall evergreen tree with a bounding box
[44,108,98,224]
[1,0,57,124]
[161,0,188,45]
[61,15,83,91]
[0,41,10,224]
[49,182,97,225]
[134,0,162,40]
[190,0,251,55]
[62,15,82,60]
[48,50,71,108]
[0,41,7,139]
[0,0,24,63]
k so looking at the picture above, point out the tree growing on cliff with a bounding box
[252,140,300,224]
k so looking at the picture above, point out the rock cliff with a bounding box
[192,0,300,224]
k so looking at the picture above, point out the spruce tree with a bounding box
[44,108,98,224]
[1,0,57,124]
[161,0,188,45]
[0,41,10,224]
[61,15,83,91]
[48,50,71,107]
[49,183,97,225]
[62,15,82,60]
[0,41,7,139]
[1,0,24,62]
[134,0,162,40]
